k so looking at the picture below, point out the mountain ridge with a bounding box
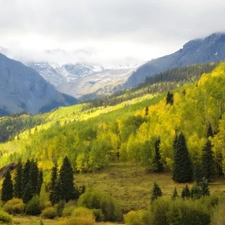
[124,32,225,87]
[0,53,78,115]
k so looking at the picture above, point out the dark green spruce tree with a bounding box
[29,160,39,195]
[200,177,210,196]
[171,187,178,200]
[58,156,77,202]
[172,132,193,182]
[150,182,162,203]
[1,170,13,202]
[202,124,214,182]
[14,159,23,198]
[37,169,43,195]
[152,138,164,172]
[22,159,31,193]
[49,163,60,205]
[181,184,190,199]
[166,91,174,105]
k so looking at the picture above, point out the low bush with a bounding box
[3,198,25,214]
[62,206,76,217]
[58,207,95,225]
[77,189,122,222]
[124,210,151,225]
[41,206,57,219]
[25,195,41,215]
[92,208,104,222]
[0,210,12,224]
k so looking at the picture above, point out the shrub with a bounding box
[0,210,12,224]
[92,208,104,222]
[55,200,65,217]
[71,207,94,218]
[150,198,170,225]
[77,189,122,222]
[3,198,25,214]
[41,206,57,219]
[166,199,210,225]
[25,195,41,215]
[58,207,95,225]
[62,206,76,217]
[124,210,151,225]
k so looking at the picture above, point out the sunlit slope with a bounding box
[1,62,225,174]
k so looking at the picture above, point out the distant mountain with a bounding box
[0,53,78,116]
[125,33,225,87]
[28,62,136,98]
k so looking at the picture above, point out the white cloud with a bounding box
[0,0,225,65]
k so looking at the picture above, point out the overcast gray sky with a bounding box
[1,0,225,65]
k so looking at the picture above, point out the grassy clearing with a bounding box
[75,163,225,213]
[12,216,124,225]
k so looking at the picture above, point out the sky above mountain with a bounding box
[0,0,225,66]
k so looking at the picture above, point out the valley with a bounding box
[1,33,225,225]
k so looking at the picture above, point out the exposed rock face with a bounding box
[28,62,136,98]
[0,53,78,115]
[125,33,225,87]
[0,162,17,178]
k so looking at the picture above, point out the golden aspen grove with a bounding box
[1,62,225,224]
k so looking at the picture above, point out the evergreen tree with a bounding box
[181,184,190,199]
[22,159,31,195]
[14,159,23,198]
[172,133,193,182]
[202,139,214,182]
[171,187,178,200]
[58,156,77,202]
[200,177,210,196]
[166,91,174,105]
[190,183,202,199]
[1,170,13,202]
[37,169,43,195]
[49,163,60,205]
[23,182,33,203]
[150,182,162,203]
[193,160,202,184]
[152,138,164,172]
[145,106,149,116]
[202,125,215,182]
[29,160,39,195]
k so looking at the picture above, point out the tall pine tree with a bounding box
[172,132,193,182]
[202,124,214,182]
[58,156,77,202]
[150,182,162,203]
[49,163,60,205]
[1,170,13,202]
[14,159,23,198]
[152,138,164,172]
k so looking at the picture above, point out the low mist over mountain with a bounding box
[0,53,78,115]
[125,33,225,87]
[28,62,136,98]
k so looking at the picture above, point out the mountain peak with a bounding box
[0,53,78,115]
[124,32,225,87]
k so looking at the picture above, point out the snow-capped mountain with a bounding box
[28,62,137,98]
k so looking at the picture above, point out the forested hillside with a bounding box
[1,62,225,224]
[0,62,225,179]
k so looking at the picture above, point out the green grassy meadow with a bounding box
[74,163,225,213]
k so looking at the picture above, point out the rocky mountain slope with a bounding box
[28,62,136,98]
[125,32,225,87]
[0,53,78,115]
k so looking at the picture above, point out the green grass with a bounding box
[75,163,225,213]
